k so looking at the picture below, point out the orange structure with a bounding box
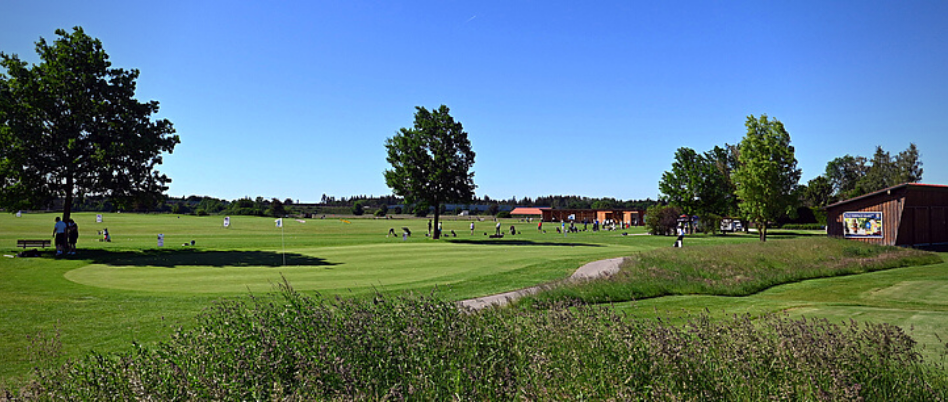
[509,207,548,217]
[538,209,646,225]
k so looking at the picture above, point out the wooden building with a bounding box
[509,207,549,217]
[825,183,948,247]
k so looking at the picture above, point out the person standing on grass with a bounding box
[470,221,475,235]
[52,216,67,256]
[428,219,432,236]
[66,218,79,255]
[495,221,501,236]
[538,220,542,232]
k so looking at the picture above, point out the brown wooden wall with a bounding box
[898,187,948,246]
[827,185,948,247]
[826,188,905,246]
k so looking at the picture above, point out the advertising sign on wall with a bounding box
[843,212,883,238]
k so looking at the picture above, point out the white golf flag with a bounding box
[96,214,103,223]
[275,218,283,228]
[223,216,230,227]
[15,211,21,218]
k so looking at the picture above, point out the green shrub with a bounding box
[496,211,511,218]
[413,205,428,217]
[646,204,681,235]
[351,201,364,216]
[811,207,828,225]
[9,283,946,400]
[780,223,825,230]
[703,213,723,235]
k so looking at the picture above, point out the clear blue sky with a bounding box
[3,1,946,203]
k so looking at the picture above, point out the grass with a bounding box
[2,211,947,396]
[519,237,940,305]
[613,257,948,363]
[7,284,946,400]
[0,211,688,384]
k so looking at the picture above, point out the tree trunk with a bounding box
[759,221,767,242]
[62,176,74,221]
[432,203,441,240]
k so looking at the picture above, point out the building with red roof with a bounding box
[826,183,948,247]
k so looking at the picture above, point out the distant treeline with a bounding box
[46,194,659,218]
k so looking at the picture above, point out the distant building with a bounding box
[825,183,948,247]
[509,207,549,217]
[526,208,646,225]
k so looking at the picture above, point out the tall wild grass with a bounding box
[4,280,946,400]
[521,237,942,306]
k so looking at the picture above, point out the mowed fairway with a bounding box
[1,211,696,382]
[4,211,945,385]
[7,212,673,295]
[613,256,948,362]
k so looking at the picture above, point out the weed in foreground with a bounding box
[3,280,946,401]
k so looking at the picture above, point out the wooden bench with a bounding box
[17,239,51,249]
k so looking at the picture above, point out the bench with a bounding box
[17,239,51,249]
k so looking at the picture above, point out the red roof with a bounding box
[509,207,549,215]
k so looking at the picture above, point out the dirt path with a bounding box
[458,257,625,310]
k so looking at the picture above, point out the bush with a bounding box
[496,211,511,218]
[10,283,947,400]
[413,205,428,217]
[646,204,681,235]
[195,209,208,216]
[351,201,364,216]
[703,213,723,235]
[171,203,190,215]
[811,207,827,226]
[780,223,825,230]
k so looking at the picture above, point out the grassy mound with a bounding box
[5,284,945,400]
[519,237,942,306]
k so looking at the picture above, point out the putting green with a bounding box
[64,241,646,294]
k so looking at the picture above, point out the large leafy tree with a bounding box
[384,105,475,239]
[858,146,896,195]
[731,115,801,242]
[824,155,867,201]
[824,143,922,200]
[894,143,923,184]
[0,27,179,219]
[658,147,704,214]
[703,144,740,217]
[658,145,736,218]
[802,175,833,208]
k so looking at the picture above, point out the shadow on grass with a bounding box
[917,244,948,253]
[445,239,603,247]
[76,249,337,268]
